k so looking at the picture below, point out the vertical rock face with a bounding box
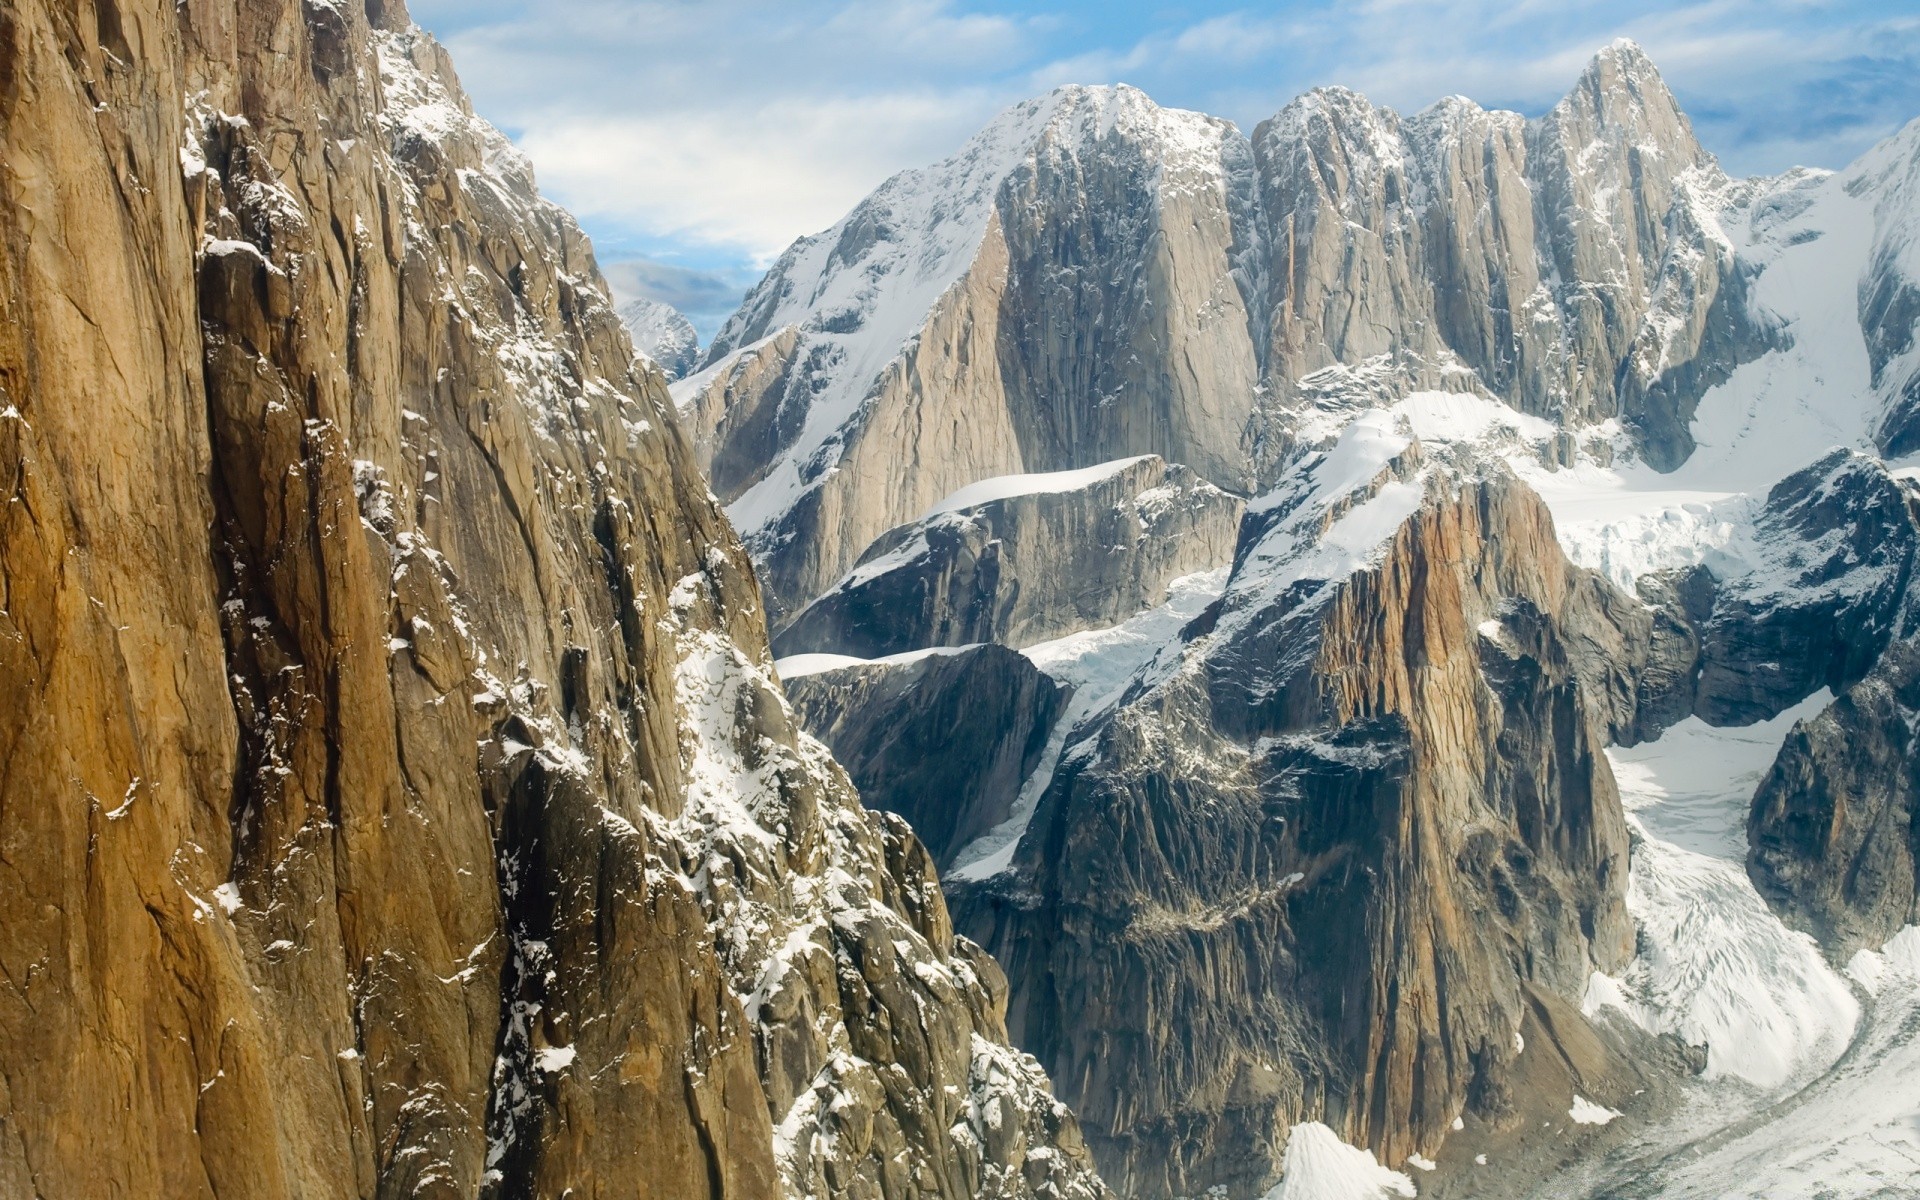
[0,3,1107,1198]
[1857,120,1920,457]
[774,456,1243,659]
[783,646,1070,869]
[1249,41,1777,473]
[949,431,1634,1196]
[1749,640,1920,960]
[682,86,1264,620]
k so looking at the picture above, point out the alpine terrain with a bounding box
[5,2,1920,1199]
[681,37,1920,1200]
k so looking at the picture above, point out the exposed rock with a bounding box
[687,43,1783,624]
[1855,120,1920,457]
[616,293,701,379]
[783,646,1070,869]
[1748,640,1920,960]
[1626,450,1920,732]
[949,431,1632,1197]
[775,456,1243,658]
[683,86,1266,619]
[0,3,1106,1198]
[1249,41,1782,474]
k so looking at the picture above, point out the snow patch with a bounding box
[1261,1122,1417,1200]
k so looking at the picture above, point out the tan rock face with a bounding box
[0,2,1107,1198]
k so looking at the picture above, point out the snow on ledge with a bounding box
[919,455,1157,519]
[1260,1122,1417,1200]
[775,644,983,680]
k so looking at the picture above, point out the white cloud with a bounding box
[414,0,1920,273]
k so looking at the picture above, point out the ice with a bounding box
[1585,691,1858,1090]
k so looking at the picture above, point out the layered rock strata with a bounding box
[0,3,1106,1198]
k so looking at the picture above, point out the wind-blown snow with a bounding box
[1584,691,1858,1090]
[1260,1123,1417,1200]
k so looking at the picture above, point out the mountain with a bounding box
[617,293,702,379]
[677,42,1781,629]
[695,39,1920,1200]
[0,2,1105,1197]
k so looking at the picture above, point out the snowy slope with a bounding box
[615,295,699,379]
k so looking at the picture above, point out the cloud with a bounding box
[601,258,759,339]
[411,0,1920,295]
[417,0,1047,261]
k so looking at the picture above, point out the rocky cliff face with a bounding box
[783,646,1070,869]
[678,86,1262,621]
[946,429,1636,1196]
[1250,42,1775,471]
[1749,640,1920,960]
[1619,451,1920,733]
[0,3,1106,1198]
[774,456,1242,659]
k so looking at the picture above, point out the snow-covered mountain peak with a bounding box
[616,295,699,380]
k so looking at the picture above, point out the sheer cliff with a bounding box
[0,2,1106,1198]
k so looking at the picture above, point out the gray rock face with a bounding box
[1250,43,1778,472]
[0,3,1108,1197]
[1856,121,1920,456]
[1624,451,1920,733]
[616,294,700,378]
[784,646,1070,868]
[775,456,1243,658]
[685,43,1782,623]
[682,87,1262,621]
[947,443,1633,1197]
[1748,641,1920,961]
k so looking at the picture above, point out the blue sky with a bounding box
[409,0,1920,338]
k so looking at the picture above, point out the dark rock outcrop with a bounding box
[1748,641,1920,960]
[775,456,1242,658]
[0,3,1107,1197]
[784,645,1069,868]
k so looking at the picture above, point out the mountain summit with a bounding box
[677,43,1767,625]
